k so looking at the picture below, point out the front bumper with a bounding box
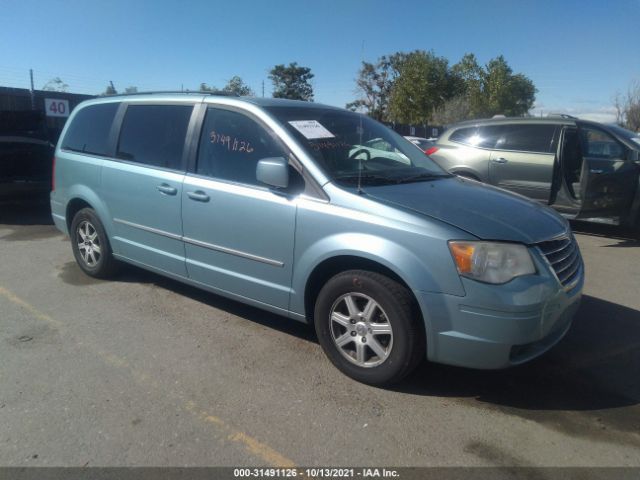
[415,253,584,369]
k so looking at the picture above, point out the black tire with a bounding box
[314,270,425,386]
[70,208,119,278]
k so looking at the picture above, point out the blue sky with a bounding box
[1,0,638,123]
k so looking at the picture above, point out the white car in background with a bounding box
[349,137,411,164]
[404,136,437,155]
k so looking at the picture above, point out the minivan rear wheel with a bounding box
[314,270,425,386]
[70,208,119,278]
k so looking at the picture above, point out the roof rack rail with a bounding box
[99,90,239,98]
[547,113,578,119]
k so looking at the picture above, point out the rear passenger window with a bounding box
[449,126,499,148]
[476,125,504,149]
[116,104,192,170]
[495,124,556,153]
[449,127,477,145]
[62,102,119,156]
[196,108,287,186]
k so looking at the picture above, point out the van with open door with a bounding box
[430,117,640,228]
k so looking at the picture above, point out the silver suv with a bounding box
[429,117,640,227]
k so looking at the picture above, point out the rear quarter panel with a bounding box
[430,142,490,181]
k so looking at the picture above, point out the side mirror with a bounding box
[256,157,289,189]
[628,149,640,164]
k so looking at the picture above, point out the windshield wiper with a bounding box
[334,173,399,186]
[393,172,451,184]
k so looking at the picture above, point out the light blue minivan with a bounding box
[51,93,583,385]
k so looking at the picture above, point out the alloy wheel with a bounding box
[329,293,393,368]
[76,220,101,267]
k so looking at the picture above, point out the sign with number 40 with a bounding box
[44,98,70,118]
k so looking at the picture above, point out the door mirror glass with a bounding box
[627,149,640,163]
[256,157,289,188]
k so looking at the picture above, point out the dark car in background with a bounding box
[429,116,640,228]
[0,111,54,199]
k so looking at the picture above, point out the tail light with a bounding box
[425,146,439,156]
[51,156,56,192]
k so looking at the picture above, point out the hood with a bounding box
[362,176,568,244]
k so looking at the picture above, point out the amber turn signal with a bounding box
[449,242,475,274]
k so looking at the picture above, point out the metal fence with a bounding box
[2,86,447,143]
[384,122,444,139]
[0,86,94,142]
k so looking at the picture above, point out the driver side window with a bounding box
[196,108,288,186]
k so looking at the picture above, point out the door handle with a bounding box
[491,157,508,164]
[590,169,604,174]
[156,183,177,195]
[187,190,210,202]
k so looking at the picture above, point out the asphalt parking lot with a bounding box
[1,199,639,467]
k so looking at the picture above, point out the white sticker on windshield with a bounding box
[288,120,335,139]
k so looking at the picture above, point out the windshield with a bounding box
[265,106,449,186]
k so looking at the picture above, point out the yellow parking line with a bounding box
[0,285,296,467]
[228,432,296,468]
[0,286,62,328]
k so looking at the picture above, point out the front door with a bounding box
[181,106,297,310]
[576,125,639,221]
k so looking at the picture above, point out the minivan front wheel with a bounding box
[70,208,119,278]
[314,270,425,386]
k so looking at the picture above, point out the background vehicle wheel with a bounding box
[70,208,119,278]
[314,270,425,386]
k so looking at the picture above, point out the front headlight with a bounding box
[448,241,536,284]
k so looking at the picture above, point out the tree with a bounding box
[481,56,536,117]
[269,62,314,101]
[450,53,484,118]
[103,83,117,95]
[347,56,396,121]
[431,95,472,125]
[42,77,68,92]
[200,83,216,92]
[445,54,537,121]
[349,50,537,124]
[387,50,453,125]
[614,80,640,132]
[223,76,254,96]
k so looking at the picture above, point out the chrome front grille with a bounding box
[536,235,582,291]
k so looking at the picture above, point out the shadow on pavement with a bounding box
[395,295,640,441]
[114,263,319,344]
